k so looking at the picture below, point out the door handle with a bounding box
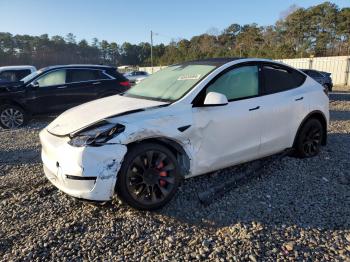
[295,97,304,101]
[249,106,260,111]
[57,86,67,89]
[92,82,101,85]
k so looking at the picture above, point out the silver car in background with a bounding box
[124,71,149,84]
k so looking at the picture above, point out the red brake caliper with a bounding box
[157,161,167,187]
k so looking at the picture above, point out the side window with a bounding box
[0,71,17,81]
[206,65,259,100]
[67,69,99,83]
[37,70,66,87]
[97,70,111,80]
[262,65,305,94]
[105,69,121,80]
[15,69,31,80]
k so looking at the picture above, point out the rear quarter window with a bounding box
[262,65,306,94]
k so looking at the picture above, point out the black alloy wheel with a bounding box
[295,118,324,158]
[116,143,181,210]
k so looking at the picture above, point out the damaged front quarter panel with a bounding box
[107,105,195,177]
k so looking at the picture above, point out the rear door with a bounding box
[65,69,102,106]
[259,63,307,156]
[65,68,126,102]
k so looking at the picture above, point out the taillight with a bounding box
[119,81,130,88]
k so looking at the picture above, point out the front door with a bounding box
[190,64,264,175]
[26,69,69,114]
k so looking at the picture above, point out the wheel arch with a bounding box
[125,137,191,177]
[293,110,328,147]
[0,99,27,112]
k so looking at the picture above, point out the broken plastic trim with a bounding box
[65,175,97,181]
[177,125,191,132]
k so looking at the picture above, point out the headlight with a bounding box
[68,122,125,147]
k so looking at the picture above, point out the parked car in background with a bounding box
[301,69,333,92]
[124,71,149,84]
[0,64,130,129]
[0,65,36,83]
[40,58,329,210]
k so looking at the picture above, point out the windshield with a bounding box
[21,70,42,83]
[125,64,216,101]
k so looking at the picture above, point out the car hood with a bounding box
[47,95,168,136]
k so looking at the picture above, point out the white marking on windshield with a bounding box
[177,74,201,81]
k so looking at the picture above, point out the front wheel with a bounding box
[294,118,324,158]
[116,143,181,210]
[0,104,28,129]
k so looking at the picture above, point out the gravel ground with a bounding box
[0,93,350,261]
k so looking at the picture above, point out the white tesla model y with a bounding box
[40,58,329,210]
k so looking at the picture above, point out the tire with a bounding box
[116,143,181,210]
[0,104,28,129]
[294,118,324,158]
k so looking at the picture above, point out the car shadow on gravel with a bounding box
[158,132,350,231]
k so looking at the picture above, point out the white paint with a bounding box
[0,65,36,73]
[40,58,329,201]
[40,128,127,200]
[47,95,168,136]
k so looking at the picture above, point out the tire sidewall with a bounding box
[116,143,181,210]
[0,104,27,129]
[295,118,323,158]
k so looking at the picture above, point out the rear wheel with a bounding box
[116,143,181,210]
[294,118,324,158]
[0,104,27,129]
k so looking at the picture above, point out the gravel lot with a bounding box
[1,91,350,261]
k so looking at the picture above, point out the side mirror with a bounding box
[203,92,228,106]
[29,81,39,89]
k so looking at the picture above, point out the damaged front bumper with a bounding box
[39,129,127,201]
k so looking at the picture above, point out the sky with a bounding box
[0,0,349,45]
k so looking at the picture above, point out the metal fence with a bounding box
[137,66,167,74]
[138,56,350,86]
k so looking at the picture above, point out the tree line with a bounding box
[0,2,349,68]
